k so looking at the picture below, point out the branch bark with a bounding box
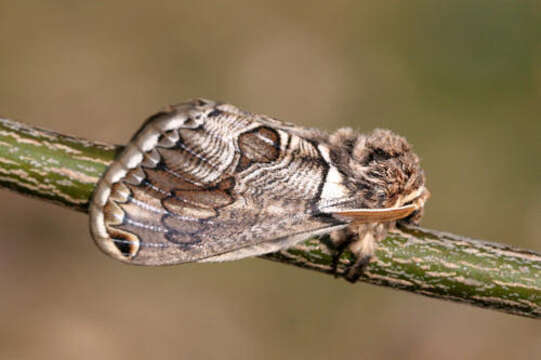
[0,117,539,318]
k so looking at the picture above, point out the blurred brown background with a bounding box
[0,1,539,359]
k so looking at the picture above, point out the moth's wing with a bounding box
[89,99,346,265]
[331,205,417,224]
[216,101,331,143]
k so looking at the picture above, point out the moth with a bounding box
[89,99,429,281]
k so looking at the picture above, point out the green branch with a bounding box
[0,117,539,318]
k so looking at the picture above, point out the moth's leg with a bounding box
[343,224,387,283]
[344,230,376,282]
[328,227,355,278]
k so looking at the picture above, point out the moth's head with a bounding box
[329,128,429,224]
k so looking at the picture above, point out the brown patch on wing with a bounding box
[235,155,252,172]
[160,176,235,220]
[162,196,217,219]
[143,167,199,191]
[172,189,232,209]
[127,182,167,208]
[171,176,234,209]
[238,127,280,163]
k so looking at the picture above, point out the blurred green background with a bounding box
[0,1,539,359]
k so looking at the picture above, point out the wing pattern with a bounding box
[89,99,346,265]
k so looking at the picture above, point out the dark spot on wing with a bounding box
[107,226,140,258]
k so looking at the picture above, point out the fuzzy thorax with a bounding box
[328,127,427,220]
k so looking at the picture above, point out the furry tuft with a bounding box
[328,127,425,220]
